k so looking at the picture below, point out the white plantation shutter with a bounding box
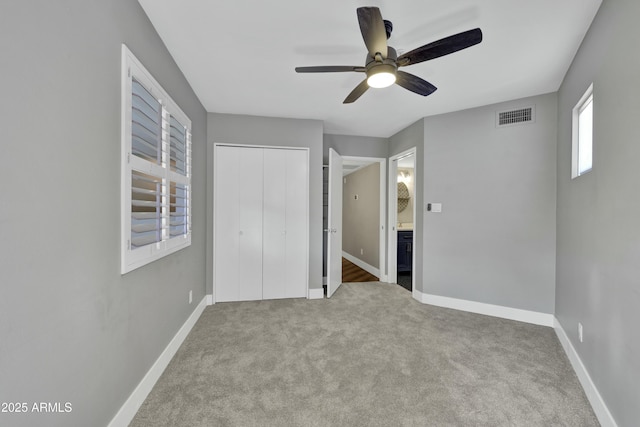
[169,116,187,174]
[169,181,189,238]
[131,78,162,164]
[131,171,162,248]
[168,114,191,240]
[121,45,192,273]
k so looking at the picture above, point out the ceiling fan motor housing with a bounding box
[366,46,397,65]
[365,46,398,73]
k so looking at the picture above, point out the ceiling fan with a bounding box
[295,7,483,104]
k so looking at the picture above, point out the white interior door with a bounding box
[237,148,264,301]
[214,146,241,302]
[262,148,287,299]
[214,146,263,302]
[284,149,308,298]
[327,148,343,298]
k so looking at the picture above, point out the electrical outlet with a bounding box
[360,248,364,255]
[578,322,583,343]
[189,290,193,304]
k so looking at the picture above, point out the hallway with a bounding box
[342,257,378,282]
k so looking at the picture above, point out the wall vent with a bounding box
[496,106,535,127]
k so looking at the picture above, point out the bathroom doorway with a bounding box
[388,148,416,292]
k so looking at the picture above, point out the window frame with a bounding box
[121,44,192,274]
[571,83,594,179]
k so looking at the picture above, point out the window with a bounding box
[572,84,593,178]
[121,45,192,273]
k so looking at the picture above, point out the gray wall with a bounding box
[556,0,640,424]
[207,113,324,292]
[422,94,558,313]
[0,1,207,427]
[343,164,380,268]
[390,120,425,291]
[388,97,559,309]
[323,134,389,161]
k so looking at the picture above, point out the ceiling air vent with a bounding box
[496,106,535,128]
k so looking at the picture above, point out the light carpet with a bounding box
[130,282,598,426]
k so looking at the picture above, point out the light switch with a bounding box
[426,203,442,213]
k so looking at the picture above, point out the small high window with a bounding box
[572,84,593,178]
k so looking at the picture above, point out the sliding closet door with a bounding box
[214,146,263,302]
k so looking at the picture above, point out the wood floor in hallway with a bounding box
[342,257,378,282]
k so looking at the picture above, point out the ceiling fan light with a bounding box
[366,63,397,88]
[367,71,396,88]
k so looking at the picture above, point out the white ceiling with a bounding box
[138,0,601,138]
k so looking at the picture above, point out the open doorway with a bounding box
[322,152,386,296]
[341,156,387,283]
[388,148,416,292]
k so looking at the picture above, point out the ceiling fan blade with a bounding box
[295,66,365,73]
[398,28,483,67]
[357,7,388,59]
[395,71,437,97]
[343,79,370,104]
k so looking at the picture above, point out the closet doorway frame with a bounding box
[212,142,310,304]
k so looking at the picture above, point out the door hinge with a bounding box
[127,239,131,250]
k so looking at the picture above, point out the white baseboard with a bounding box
[342,251,380,279]
[108,297,208,427]
[308,288,324,299]
[413,289,554,327]
[206,294,213,305]
[554,318,618,427]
